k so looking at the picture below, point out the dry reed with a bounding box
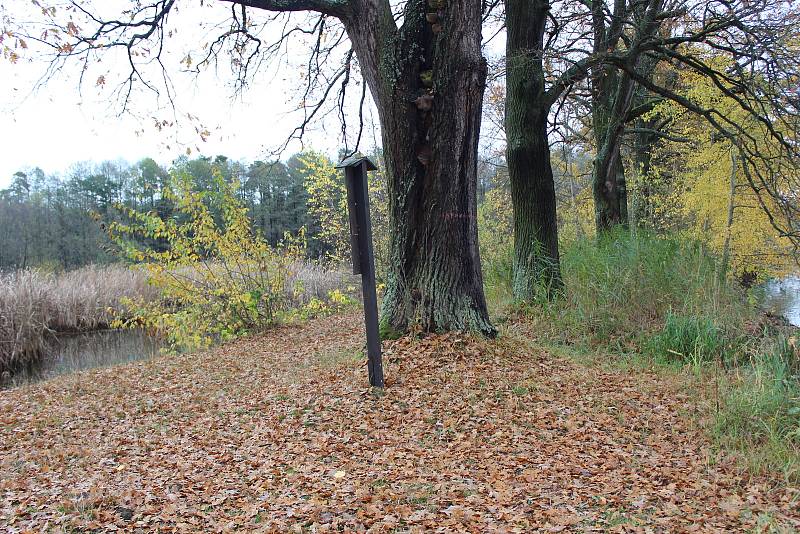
[0,265,157,373]
[286,262,357,306]
[0,262,354,374]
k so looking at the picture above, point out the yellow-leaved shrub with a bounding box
[108,170,354,352]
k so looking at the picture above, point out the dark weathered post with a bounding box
[336,155,384,388]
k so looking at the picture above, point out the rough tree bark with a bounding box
[505,0,562,300]
[334,0,495,335]
[591,63,636,233]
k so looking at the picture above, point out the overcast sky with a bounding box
[0,1,381,187]
[0,1,503,189]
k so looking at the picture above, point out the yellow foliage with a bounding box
[108,169,349,352]
[478,184,514,271]
[298,151,350,264]
[298,150,390,280]
[647,56,796,275]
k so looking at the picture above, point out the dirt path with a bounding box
[1,312,798,532]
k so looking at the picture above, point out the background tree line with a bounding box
[6,102,787,284]
[0,151,390,273]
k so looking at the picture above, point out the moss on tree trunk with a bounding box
[505,0,563,301]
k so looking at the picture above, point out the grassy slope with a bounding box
[488,230,800,485]
[1,312,799,532]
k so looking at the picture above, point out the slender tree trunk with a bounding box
[345,0,494,335]
[721,147,738,272]
[563,144,585,239]
[505,0,562,301]
[631,117,658,229]
[592,154,629,231]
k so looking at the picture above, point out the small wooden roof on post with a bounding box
[335,155,378,171]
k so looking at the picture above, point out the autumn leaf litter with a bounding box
[1,312,798,532]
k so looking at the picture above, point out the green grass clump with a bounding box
[646,312,728,365]
[713,339,800,480]
[559,229,748,344]
[483,228,750,350]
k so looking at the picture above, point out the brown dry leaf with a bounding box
[0,312,798,531]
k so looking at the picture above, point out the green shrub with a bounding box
[109,170,353,353]
[482,240,514,311]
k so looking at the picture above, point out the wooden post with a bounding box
[336,156,384,388]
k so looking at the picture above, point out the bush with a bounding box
[478,187,515,310]
[109,170,354,353]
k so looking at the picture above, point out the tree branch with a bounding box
[221,0,351,18]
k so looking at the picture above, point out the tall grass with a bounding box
[512,228,751,349]
[713,337,800,480]
[285,262,357,307]
[0,265,158,373]
[646,312,729,365]
[483,229,800,480]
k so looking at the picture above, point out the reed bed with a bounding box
[0,265,158,373]
[286,262,357,306]
[0,262,355,375]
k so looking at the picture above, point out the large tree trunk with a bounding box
[345,0,494,336]
[507,104,562,299]
[505,0,562,301]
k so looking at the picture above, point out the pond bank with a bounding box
[0,266,157,376]
[1,328,162,389]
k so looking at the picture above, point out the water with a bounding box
[760,276,800,327]
[1,328,162,389]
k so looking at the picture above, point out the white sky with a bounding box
[0,1,379,187]
[0,1,503,188]
[0,59,360,185]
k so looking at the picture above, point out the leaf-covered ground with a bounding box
[1,312,798,532]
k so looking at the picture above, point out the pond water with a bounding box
[1,328,163,389]
[760,276,800,327]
